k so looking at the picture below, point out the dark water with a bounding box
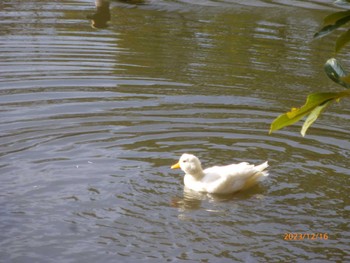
[1,0,349,262]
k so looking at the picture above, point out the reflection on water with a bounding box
[87,0,111,29]
[171,188,204,211]
[0,0,349,262]
[173,187,267,214]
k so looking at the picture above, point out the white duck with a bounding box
[171,153,269,194]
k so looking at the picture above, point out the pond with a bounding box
[1,0,349,262]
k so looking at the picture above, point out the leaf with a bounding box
[335,29,350,53]
[340,74,350,85]
[286,92,346,119]
[324,58,350,88]
[269,111,306,134]
[269,90,350,134]
[334,0,350,6]
[314,11,350,39]
[300,100,333,137]
[323,10,350,26]
[286,107,300,118]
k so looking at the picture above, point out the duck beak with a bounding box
[171,162,180,169]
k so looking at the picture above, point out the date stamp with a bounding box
[284,233,329,241]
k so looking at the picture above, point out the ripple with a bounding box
[1,1,349,263]
[138,0,334,11]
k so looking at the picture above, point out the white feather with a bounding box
[172,153,269,194]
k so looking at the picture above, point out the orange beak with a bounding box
[171,162,180,169]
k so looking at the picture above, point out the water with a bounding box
[1,0,349,262]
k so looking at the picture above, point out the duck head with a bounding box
[171,153,203,176]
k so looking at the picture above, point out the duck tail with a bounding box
[256,161,269,178]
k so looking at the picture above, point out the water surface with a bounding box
[1,0,349,262]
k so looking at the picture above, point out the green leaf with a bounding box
[324,58,350,88]
[269,90,350,135]
[269,111,306,134]
[323,10,350,26]
[300,100,333,137]
[286,92,345,119]
[336,29,350,53]
[314,11,350,39]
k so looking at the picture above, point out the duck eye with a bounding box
[182,160,187,163]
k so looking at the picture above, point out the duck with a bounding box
[171,153,269,194]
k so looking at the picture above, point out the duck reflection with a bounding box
[171,188,205,211]
[87,0,111,29]
[171,186,266,215]
[171,187,238,212]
